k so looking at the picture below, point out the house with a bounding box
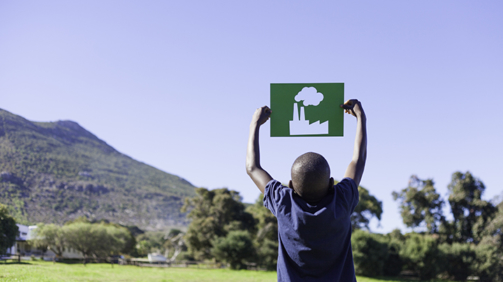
[5,224,83,260]
[5,224,32,256]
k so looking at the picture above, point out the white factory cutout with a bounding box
[289,103,329,135]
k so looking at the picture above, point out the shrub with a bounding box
[211,230,255,270]
[351,229,389,277]
[383,233,403,277]
[438,242,476,281]
[400,233,440,280]
[473,236,503,282]
[255,238,278,270]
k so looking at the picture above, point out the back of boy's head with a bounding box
[290,152,333,203]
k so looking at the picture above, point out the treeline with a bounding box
[2,170,501,280]
[178,183,382,270]
[179,172,503,281]
[351,171,502,281]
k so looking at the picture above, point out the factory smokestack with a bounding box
[293,103,299,121]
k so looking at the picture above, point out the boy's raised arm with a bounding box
[246,106,273,194]
[341,99,367,187]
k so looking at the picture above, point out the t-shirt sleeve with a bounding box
[263,179,285,217]
[339,177,359,213]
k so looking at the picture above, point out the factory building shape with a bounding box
[289,103,329,135]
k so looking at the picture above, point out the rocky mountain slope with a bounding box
[0,109,195,230]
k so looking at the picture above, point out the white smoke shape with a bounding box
[294,87,324,106]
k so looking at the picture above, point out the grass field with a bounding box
[0,261,449,282]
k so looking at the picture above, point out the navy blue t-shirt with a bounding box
[263,178,359,282]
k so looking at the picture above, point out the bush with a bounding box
[438,242,476,281]
[255,238,278,270]
[383,233,403,277]
[135,231,166,257]
[400,233,440,280]
[211,230,255,270]
[473,236,503,282]
[352,229,389,277]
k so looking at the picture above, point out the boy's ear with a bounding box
[288,180,294,189]
[328,177,334,189]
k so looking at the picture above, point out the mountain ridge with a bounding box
[0,108,195,230]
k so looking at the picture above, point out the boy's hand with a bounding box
[340,99,364,118]
[251,106,272,126]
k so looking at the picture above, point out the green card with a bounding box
[270,83,344,137]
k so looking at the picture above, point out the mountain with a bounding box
[0,109,196,230]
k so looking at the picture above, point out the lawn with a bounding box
[0,261,448,282]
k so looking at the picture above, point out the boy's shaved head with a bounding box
[290,152,333,203]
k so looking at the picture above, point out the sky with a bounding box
[1,0,502,233]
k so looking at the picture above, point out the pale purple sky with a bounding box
[1,0,502,233]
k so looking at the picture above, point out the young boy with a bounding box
[246,99,367,281]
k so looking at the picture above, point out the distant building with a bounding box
[5,224,33,256]
[5,224,83,260]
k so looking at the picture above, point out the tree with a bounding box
[473,235,503,282]
[0,204,18,255]
[163,229,186,262]
[94,224,131,258]
[135,231,166,257]
[246,194,278,270]
[211,230,255,269]
[352,185,383,231]
[399,233,441,280]
[392,175,444,233]
[471,200,503,281]
[383,229,404,277]
[64,222,130,264]
[64,222,99,264]
[351,229,389,277]
[181,188,256,260]
[31,223,65,260]
[438,242,476,281]
[447,171,496,243]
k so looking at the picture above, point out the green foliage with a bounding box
[447,171,497,243]
[63,221,131,260]
[163,229,187,261]
[246,194,278,270]
[473,236,503,282]
[31,223,65,258]
[0,203,18,254]
[0,109,196,229]
[392,175,444,233]
[352,185,383,231]
[383,229,404,277]
[351,229,389,277]
[255,238,278,271]
[182,188,255,260]
[389,172,503,280]
[135,231,166,257]
[438,242,476,281]
[399,233,440,280]
[211,230,255,270]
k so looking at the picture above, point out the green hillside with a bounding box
[0,108,196,230]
